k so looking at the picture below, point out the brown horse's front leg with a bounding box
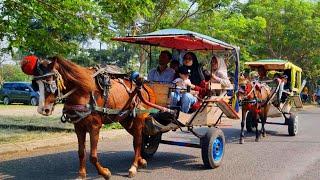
[75,125,87,178]
[89,125,111,179]
[128,115,147,178]
[239,107,246,144]
[253,112,260,142]
[261,107,269,137]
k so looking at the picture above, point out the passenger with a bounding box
[171,52,207,113]
[170,66,191,106]
[147,50,175,83]
[301,86,309,103]
[210,55,231,87]
[169,60,180,79]
[278,75,290,103]
[257,66,268,81]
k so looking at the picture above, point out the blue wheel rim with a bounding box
[212,137,224,161]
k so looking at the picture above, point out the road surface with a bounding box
[0,106,320,180]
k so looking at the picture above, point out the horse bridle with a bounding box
[33,70,76,103]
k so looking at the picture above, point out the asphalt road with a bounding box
[1,106,320,180]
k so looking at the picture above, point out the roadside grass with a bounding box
[0,128,70,145]
[0,104,123,145]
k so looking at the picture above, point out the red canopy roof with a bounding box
[111,29,236,51]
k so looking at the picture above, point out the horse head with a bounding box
[238,74,255,101]
[25,56,95,116]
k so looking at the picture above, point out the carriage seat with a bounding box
[190,83,234,114]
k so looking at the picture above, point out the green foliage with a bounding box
[70,43,140,72]
[0,0,319,91]
[241,0,320,89]
[0,64,31,82]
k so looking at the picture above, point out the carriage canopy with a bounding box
[112,28,237,51]
[245,59,302,92]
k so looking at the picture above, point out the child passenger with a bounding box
[170,66,192,106]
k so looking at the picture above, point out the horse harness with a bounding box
[60,66,142,124]
[240,79,281,109]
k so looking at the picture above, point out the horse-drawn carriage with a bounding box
[21,29,241,178]
[242,59,302,138]
[112,29,240,168]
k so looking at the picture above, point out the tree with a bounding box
[0,0,111,57]
[0,64,31,82]
[241,0,320,91]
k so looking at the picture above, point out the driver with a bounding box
[257,66,268,81]
[147,50,175,83]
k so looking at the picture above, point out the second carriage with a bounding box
[244,59,303,136]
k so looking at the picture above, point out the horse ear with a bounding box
[46,57,58,70]
[35,57,57,75]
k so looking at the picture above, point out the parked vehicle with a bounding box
[0,82,39,105]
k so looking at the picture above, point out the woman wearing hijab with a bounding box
[210,55,231,87]
[171,52,207,113]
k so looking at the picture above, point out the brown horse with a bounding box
[32,56,159,179]
[238,76,273,143]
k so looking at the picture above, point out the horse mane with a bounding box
[51,56,96,92]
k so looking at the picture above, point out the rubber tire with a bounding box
[201,128,225,169]
[141,133,162,159]
[3,97,10,105]
[288,113,298,136]
[246,111,254,133]
[30,97,38,106]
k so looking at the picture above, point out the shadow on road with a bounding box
[0,149,202,179]
[0,123,306,179]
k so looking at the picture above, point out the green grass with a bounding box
[0,128,70,145]
[0,115,74,130]
[102,122,123,130]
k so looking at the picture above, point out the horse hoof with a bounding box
[78,172,86,179]
[262,133,267,137]
[239,139,244,144]
[255,138,259,142]
[98,168,111,180]
[139,159,147,169]
[128,165,137,178]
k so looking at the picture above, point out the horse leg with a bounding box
[75,125,87,178]
[128,115,147,178]
[254,113,260,142]
[89,125,111,179]
[239,108,246,144]
[261,115,267,137]
[261,108,268,137]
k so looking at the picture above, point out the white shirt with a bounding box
[172,78,191,89]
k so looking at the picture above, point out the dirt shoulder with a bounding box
[0,129,128,160]
[0,104,125,158]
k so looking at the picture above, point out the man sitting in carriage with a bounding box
[147,50,175,83]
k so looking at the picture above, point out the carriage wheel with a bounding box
[288,113,298,136]
[246,111,254,133]
[141,133,162,159]
[201,127,225,169]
